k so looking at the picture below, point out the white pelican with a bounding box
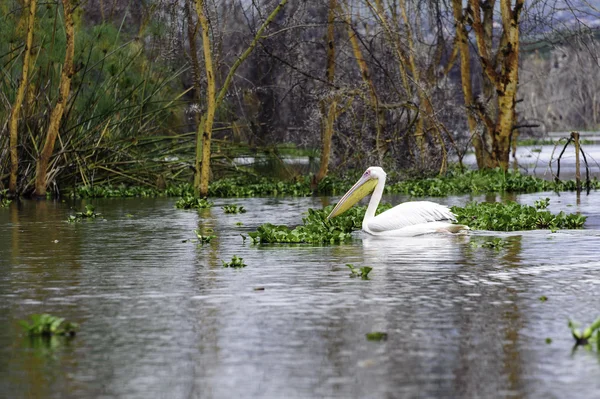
[327,167,469,237]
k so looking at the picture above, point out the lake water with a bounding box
[1,192,600,398]
[462,144,600,179]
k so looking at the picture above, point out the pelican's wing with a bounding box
[367,201,456,232]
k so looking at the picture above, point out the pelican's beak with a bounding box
[327,175,378,219]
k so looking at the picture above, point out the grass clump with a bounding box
[451,198,586,231]
[20,314,78,337]
[175,196,213,209]
[223,204,246,214]
[569,318,600,346]
[222,255,247,268]
[347,264,373,279]
[67,204,100,222]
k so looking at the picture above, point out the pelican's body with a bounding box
[327,167,469,237]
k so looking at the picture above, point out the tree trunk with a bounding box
[34,0,73,197]
[8,0,36,195]
[316,99,337,183]
[194,0,216,197]
[452,0,488,169]
[494,0,523,170]
[316,0,337,184]
[194,0,288,196]
[467,0,523,171]
[186,0,204,188]
[398,0,426,161]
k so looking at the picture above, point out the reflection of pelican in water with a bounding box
[327,167,469,237]
[361,233,471,263]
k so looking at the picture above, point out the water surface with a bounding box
[1,192,600,398]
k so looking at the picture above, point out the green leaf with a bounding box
[366,332,388,341]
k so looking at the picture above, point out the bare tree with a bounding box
[8,0,36,194]
[35,0,75,196]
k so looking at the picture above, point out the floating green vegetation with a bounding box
[67,204,100,222]
[68,176,351,199]
[451,198,586,231]
[366,332,388,341]
[67,168,598,199]
[248,204,392,244]
[222,255,247,268]
[470,237,509,250]
[194,229,216,244]
[223,204,246,214]
[539,295,548,302]
[175,195,213,209]
[569,318,600,346]
[248,198,585,244]
[69,184,171,199]
[236,222,244,226]
[347,264,373,279]
[208,175,352,197]
[20,314,78,337]
[387,168,600,197]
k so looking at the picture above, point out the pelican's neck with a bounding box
[362,175,386,231]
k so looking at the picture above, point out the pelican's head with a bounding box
[327,167,385,219]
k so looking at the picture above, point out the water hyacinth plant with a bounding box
[222,204,246,214]
[347,264,373,279]
[569,317,600,346]
[248,204,392,244]
[451,199,586,231]
[248,198,584,244]
[366,332,388,341]
[469,237,509,250]
[194,229,216,244]
[67,169,598,200]
[20,314,78,337]
[386,168,600,197]
[175,196,213,209]
[67,204,101,222]
[222,255,247,268]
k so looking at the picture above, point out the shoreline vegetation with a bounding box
[60,168,598,199]
[3,1,600,202]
